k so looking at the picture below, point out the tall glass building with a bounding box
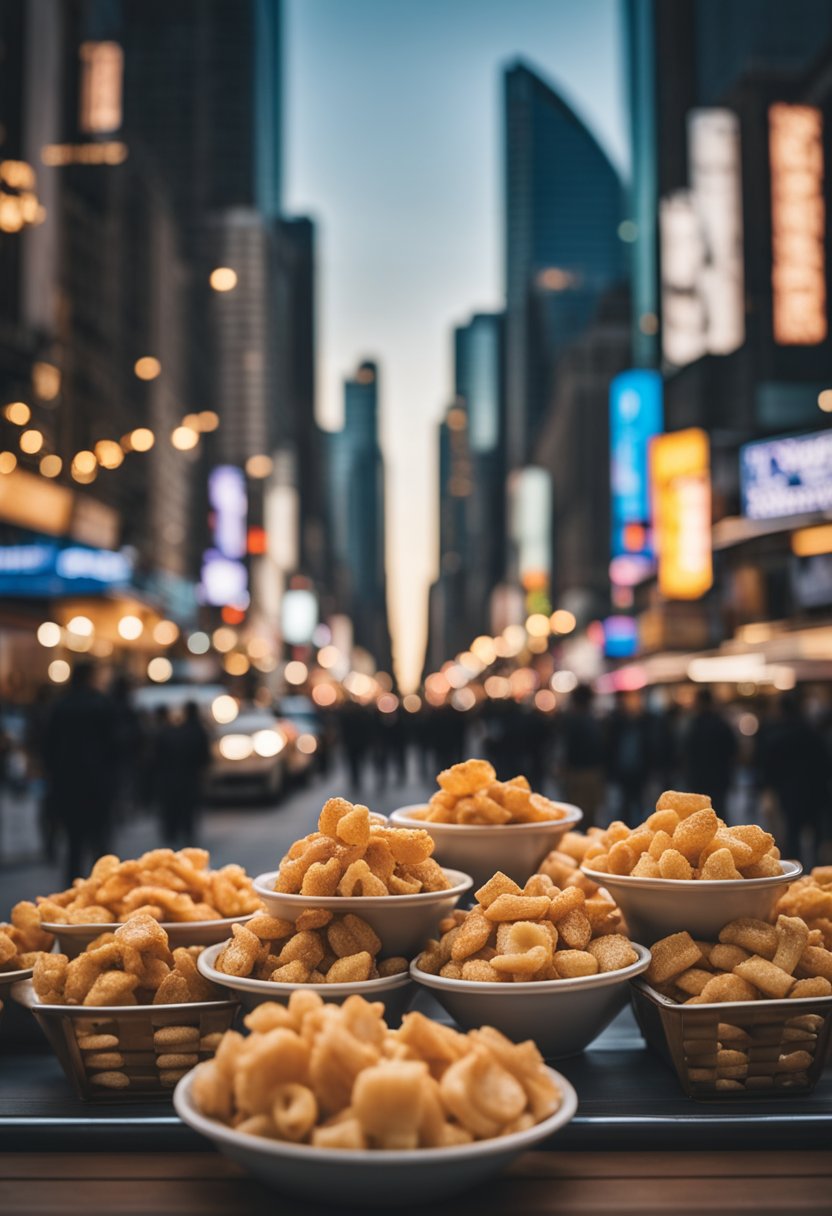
[504,61,625,469]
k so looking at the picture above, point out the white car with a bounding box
[209,708,288,798]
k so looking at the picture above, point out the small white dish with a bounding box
[197,941,414,1021]
[253,869,473,958]
[174,1061,578,1205]
[579,860,803,945]
[410,943,651,1058]
[39,914,258,959]
[390,803,583,889]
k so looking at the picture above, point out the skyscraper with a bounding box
[504,61,625,469]
[327,362,391,671]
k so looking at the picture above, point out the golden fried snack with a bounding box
[274,800,450,896]
[0,901,54,971]
[33,849,262,926]
[774,867,832,948]
[191,992,561,1148]
[214,909,407,985]
[31,913,223,1006]
[416,870,640,984]
[583,790,782,881]
[424,760,568,825]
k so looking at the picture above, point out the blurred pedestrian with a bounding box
[43,663,117,885]
[606,691,651,825]
[340,699,373,791]
[155,701,210,846]
[682,687,738,819]
[761,691,831,865]
[110,674,144,821]
[26,685,56,861]
[558,684,605,828]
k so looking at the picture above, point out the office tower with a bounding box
[327,362,391,670]
[504,61,625,469]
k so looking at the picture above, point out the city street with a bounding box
[0,760,436,917]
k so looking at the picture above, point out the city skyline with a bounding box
[284,0,628,688]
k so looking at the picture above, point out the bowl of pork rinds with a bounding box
[631,914,832,1098]
[390,759,582,888]
[410,870,650,1057]
[35,848,264,957]
[13,912,237,1100]
[254,798,473,958]
[579,790,801,944]
[0,901,55,997]
[174,992,578,1205]
[197,911,413,1022]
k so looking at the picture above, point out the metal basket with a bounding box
[631,978,832,1101]
[13,979,238,1102]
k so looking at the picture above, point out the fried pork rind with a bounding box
[30,912,223,1006]
[416,869,639,984]
[190,993,560,1148]
[774,867,832,948]
[273,799,451,896]
[33,849,262,927]
[425,759,568,825]
[0,900,55,971]
[582,790,784,881]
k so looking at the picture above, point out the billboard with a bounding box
[650,428,712,600]
[740,429,832,520]
[610,369,663,558]
[769,104,826,346]
[201,466,248,608]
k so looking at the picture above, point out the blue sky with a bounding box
[284,0,628,688]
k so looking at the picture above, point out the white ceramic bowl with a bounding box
[410,943,651,1058]
[39,914,258,959]
[253,869,473,958]
[389,802,583,890]
[579,860,803,945]
[174,1061,578,1205]
[197,941,415,1022]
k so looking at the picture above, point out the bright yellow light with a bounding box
[224,652,250,676]
[245,454,273,479]
[818,390,832,413]
[253,728,285,757]
[37,621,61,647]
[117,614,143,641]
[71,462,97,484]
[39,454,62,478]
[528,635,548,654]
[218,733,254,760]
[501,624,526,656]
[20,428,44,454]
[284,660,308,686]
[182,413,201,431]
[209,267,238,292]
[650,428,713,600]
[147,656,173,683]
[48,659,71,683]
[153,619,179,645]
[0,452,16,475]
[197,410,220,432]
[134,356,161,380]
[312,683,337,707]
[525,613,550,638]
[470,636,496,666]
[317,645,340,669]
[66,615,93,637]
[5,401,30,425]
[94,439,124,469]
[129,427,155,452]
[72,449,96,474]
[792,524,832,557]
[211,695,238,725]
[33,361,60,401]
[402,693,422,713]
[171,425,199,451]
[212,627,237,653]
[550,609,577,634]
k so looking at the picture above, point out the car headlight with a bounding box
[218,733,254,760]
[253,728,286,758]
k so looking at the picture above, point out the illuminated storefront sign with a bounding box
[79,41,123,134]
[508,467,552,613]
[42,142,128,167]
[740,429,832,520]
[201,466,249,608]
[610,369,663,558]
[281,589,319,645]
[769,103,826,345]
[660,109,745,367]
[0,542,131,597]
[602,615,639,659]
[650,428,713,600]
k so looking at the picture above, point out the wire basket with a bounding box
[631,978,832,1100]
[13,979,238,1102]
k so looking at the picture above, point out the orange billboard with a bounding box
[650,428,712,600]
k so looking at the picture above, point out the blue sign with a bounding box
[610,370,663,557]
[741,429,832,520]
[0,543,132,597]
[602,615,639,659]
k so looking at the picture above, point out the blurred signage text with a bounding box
[741,429,832,520]
[610,369,663,559]
[650,428,713,600]
[79,41,123,134]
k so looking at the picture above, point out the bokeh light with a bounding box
[117,615,144,641]
[134,356,161,380]
[48,659,71,683]
[39,454,62,478]
[284,659,308,685]
[37,621,61,647]
[209,267,238,292]
[147,656,173,682]
[187,631,210,655]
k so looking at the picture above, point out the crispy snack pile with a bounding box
[0,902,53,971]
[425,759,568,825]
[538,831,623,925]
[774,867,832,948]
[417,870,637,983]
[274,799,450,896]
[35,848,262,924]
[32,913,223,1006]
[192,993,561,1148]
[646,915,832,1004]
[216,911,408,985]
[583,791,783,880]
